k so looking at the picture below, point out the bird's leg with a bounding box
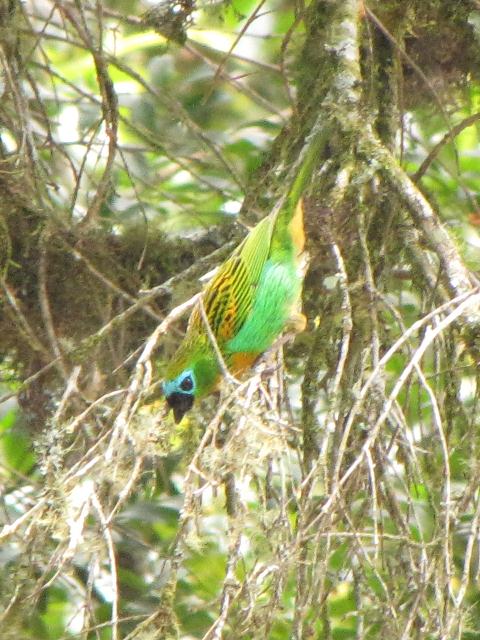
[258,357,282,382]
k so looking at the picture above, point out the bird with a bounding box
[162,127,324,423]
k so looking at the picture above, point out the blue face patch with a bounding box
[163,369,196,398]
[163,370,196,423]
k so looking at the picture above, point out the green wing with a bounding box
[200,215,275,344]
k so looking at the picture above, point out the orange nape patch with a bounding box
[230,351,259,376]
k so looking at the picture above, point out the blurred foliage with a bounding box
[1,0,480,639]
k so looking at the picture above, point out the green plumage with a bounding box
[163,126,326,422]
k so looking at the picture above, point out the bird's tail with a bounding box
[272,123,328,255]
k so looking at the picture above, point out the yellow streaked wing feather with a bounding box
[194,214,275,344]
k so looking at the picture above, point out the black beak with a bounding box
[165,392,194,424]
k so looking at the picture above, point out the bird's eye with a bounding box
[180,375,193,392]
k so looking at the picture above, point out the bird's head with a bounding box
[163,353,221,423]
[162,368,196,424]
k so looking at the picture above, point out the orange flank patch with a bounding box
[468,212,480,226]
[230,351,259,376]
